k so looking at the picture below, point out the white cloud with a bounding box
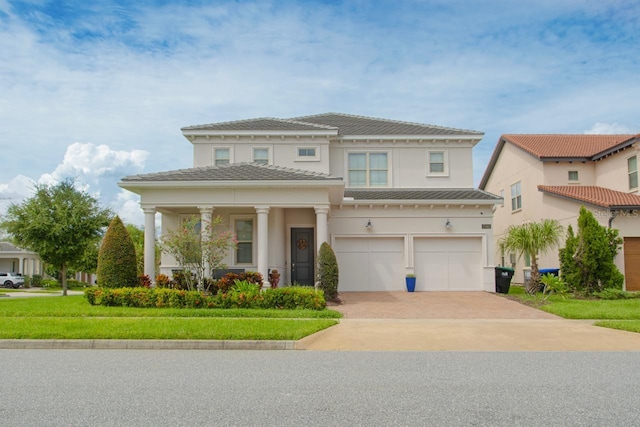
[584,122,635,135]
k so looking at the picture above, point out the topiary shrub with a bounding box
[97,216,138,288]
[317,242,339,301]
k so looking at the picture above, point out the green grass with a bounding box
[0,295,340,340]
[594,320,640,333]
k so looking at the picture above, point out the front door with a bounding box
[291,228,314,285]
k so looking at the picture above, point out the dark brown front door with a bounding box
[291,228,314,286]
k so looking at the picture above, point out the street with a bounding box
[2,350,640,426]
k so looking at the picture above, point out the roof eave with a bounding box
[340,198,501,205]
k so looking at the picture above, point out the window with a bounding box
[295,146,319,161]
[509,253,516,268]
[252,148,269,165]
[214,148,230,166]
[510,181,522,212]
[629,156,638,190]
[568,171,579,182]
[427,150,448,176]
[524,252,531,267]
[348,152,388,187]
[235,219,253,264]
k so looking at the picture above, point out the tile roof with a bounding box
[121,163,343,182]
[502,134,634,159]
[344,188,502,202]
[181,117,337,132]
[290,113,483,136]
[538,185,640,208]
[181,113,482,137]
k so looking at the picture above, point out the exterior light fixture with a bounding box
[445,219,452,229]
[366,219,373,230]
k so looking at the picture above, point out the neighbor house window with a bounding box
[568,171,579,182]
[348,152,388,187]
[427,150,447,175]
[629,156,638,190]
[524,252,531,267]
[235,219,254,264]
[511,181,522,212]
[295,146,319,161]
[252,148,269,165]
[214,148,230,166]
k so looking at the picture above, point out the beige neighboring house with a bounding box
[0,241,43,276]
[119,113,501,292]
[480,134,640,290]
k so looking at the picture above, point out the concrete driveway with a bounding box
[296,291,640,351]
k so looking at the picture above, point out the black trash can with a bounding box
[495,267,515,294]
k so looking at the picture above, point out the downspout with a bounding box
[608,210,619,228]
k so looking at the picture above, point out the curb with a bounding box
[0,339,297,350]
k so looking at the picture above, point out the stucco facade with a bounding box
[481,134,640,289]
[120,113,501,291]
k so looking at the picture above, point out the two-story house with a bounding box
[480,134,640,290]
[120,113,501,292]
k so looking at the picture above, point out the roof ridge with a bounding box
[181,117,277,130]
[292,112,483,135]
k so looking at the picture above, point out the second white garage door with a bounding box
[334,237,405,291]
[414,237,482,291]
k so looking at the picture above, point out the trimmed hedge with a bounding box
[85,286,326,310]
[97,216,138,288]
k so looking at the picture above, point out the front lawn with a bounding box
[505,286,640,333]
[0,295,340,340]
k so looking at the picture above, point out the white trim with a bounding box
[213,146,233,166]
[231,214,257,267]
[251,146,272,165]
[344,149,392,188]
[426,149,449,177]
[295,146,320,162]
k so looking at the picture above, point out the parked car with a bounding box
[0,272,24,288]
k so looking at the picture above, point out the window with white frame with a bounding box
[235,218,254,264]
[348,152,388,187]
[629,156,638,190]
[568,170,579,182]
[252,147,270,165]
[295,146,319,161]
[427,150,448,175]
[511,181,522,212]
[214,148,230,166]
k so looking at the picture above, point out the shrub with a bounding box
[31,274,43,287]
[41,278,58,288]
[155,274,170,288]
[540,273,569,300]
[85,286,326,310]
[138,274,152,288]
[213,271,264,295]
[593,289,640,300]
[317,242,339,301]
[97,216,138,288]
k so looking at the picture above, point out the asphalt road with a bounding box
[2,350,640,426]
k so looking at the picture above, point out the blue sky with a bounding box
[1,0,638,225]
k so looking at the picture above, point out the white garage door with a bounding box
[334,237,405,291]
[414,237,482,291]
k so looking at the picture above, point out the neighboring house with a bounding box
[120,113,501,292]
[0,241,43,276]
[480,134,640,290]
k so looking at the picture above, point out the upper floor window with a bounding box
[511,181,522,212]
[252,148,269,165]
[235,218,254,264]
[214,148,230,166]
[427,150,448,176]
[629,156,638,190]
[348,152,388,187]
[568,170,579,182]
[295,146,319,161]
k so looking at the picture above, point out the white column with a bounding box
[255,206,270,284]
[142,206,156,281]
[199,206,214,282]
[314,206,330,253]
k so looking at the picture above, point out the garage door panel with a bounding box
[334,237,405,292]
[414,237,482,291]
[624,238,640,291]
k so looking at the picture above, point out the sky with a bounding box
[0,0,638,226]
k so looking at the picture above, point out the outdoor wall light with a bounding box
[365,219,373,230]
[444,219,452,229]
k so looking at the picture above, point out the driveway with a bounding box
[297,291,640,351]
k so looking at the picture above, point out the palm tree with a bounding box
[499,219,563,295]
